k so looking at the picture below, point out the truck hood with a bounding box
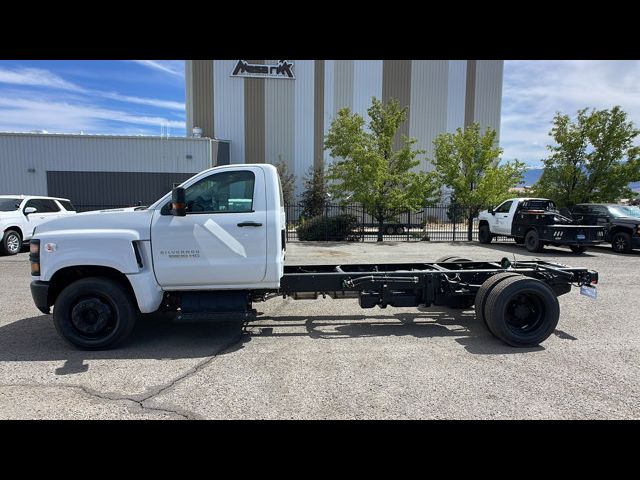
[33,208,154,240]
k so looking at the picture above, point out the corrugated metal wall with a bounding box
[185,60,214,138]
[189,60,504,196]
[473,60,504,139]
[0,133,214,198]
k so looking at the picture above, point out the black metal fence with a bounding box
[285,203,485,242]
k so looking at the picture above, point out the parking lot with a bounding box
[0,240,638,419]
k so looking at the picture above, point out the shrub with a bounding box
[296,214,359,241]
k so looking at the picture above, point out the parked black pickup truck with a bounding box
[479,198,606,253]
[569,204,640,253]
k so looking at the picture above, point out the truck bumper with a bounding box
[30,280,50,314]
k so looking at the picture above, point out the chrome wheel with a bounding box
[6,233,20,254]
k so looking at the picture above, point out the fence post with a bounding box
[452,204,457,242]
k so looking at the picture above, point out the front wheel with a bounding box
[478,224,492,244]
[1,229,22,256]
[611,232,632,254]
[53,277,137,350]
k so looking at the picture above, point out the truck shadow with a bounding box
[473,242,598,258]
[0,313,249,374]
[1,305,576,370]
[251,307,549,355]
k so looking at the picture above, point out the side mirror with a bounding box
[24,207,37,214]
[488,208,495,215]
[171,187,186,217]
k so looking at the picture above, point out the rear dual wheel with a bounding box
[476,274,559,347]
[524,230,544,253]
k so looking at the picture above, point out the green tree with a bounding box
[300,165,329,219]
[274,159,295,205]
[533,106,640,207]
[324,97,438,241]
[430,123,526,240]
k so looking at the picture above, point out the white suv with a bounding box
[0,195,77,255]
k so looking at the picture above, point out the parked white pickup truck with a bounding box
[29,165,599,350]
[0,195,76,255]
[478,198,605,253]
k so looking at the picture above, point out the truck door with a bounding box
[492,200,514,235]
[150,166,268,288]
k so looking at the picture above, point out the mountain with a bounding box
[522,169,543,187]
[521,169,640,193]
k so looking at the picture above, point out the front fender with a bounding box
[36,229,142,281]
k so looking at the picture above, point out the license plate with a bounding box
[580,285,597,299]
[576,234,586,240]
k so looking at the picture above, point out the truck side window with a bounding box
[495,201,513,213]
[24,199,60,213]
[184,170,255,214]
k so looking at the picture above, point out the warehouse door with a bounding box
[47,171,196,211]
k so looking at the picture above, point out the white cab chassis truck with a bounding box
[478,198,606,254]
[29,165,598,350]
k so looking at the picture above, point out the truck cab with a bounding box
[29,164,286,348]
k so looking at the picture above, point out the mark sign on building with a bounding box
[231,60,295,79]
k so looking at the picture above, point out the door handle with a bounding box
[237,221,263,227]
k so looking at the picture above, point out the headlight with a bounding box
[29,239,40,276]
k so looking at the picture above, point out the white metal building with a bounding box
[0,133,222,209]
[186,60,504,195]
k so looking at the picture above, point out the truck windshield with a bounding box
[608,205,640,218]
[0,198,21,211]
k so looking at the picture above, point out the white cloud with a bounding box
[99,91,184,111]
[132,60,184,77]
[501,60,640,167]
[0,67,84,91]
[0,96,184,134]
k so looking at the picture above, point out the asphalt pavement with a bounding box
[0,240,638,419]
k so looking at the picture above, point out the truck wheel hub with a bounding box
[71,298,113,334]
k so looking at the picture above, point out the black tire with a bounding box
[1,229,22,256]
[436,256,472,263]
[395,226,406,235]
[570,245,587,254]
[475,272,522,328]
[53,277,137,350]
[484,276,560,347]
[524,229,544,252]
[385,225,395,235]
[611,232,632,254]
[478,224,492,244]
[514,237,525,245]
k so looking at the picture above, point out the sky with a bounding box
[0,60,638,168]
